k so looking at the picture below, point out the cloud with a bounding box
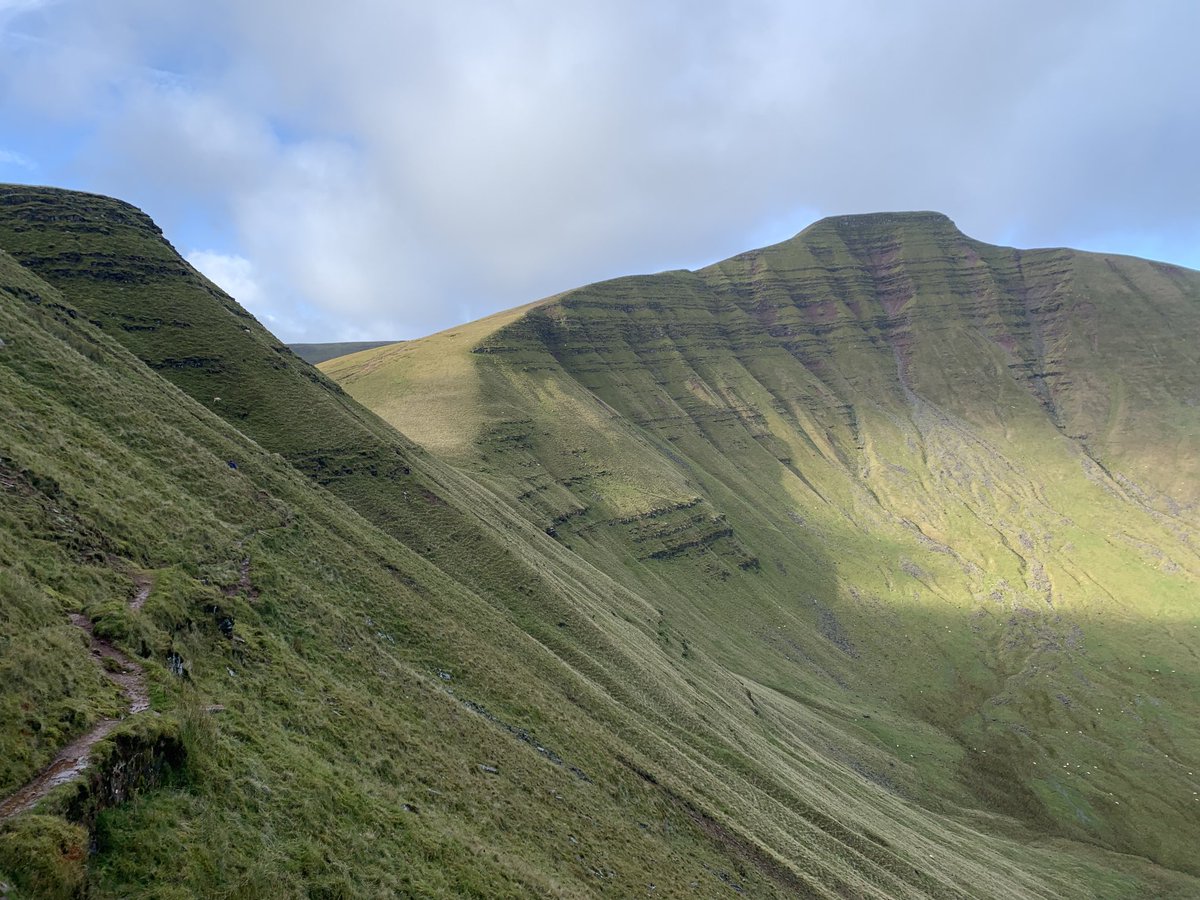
[0,0,51,24]
[186,250,262,308]
[2,1,1199,340]
[0,147,32,169]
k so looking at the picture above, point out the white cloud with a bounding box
[186,249,266,313]
[3,1,1200,340]
[0,147,32,168]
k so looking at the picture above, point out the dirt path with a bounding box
[67,613,149,716]
[130,573,152,612]
[0,594,150,820]
[221,556,258,601]
[0,718,121,819]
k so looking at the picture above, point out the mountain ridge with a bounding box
[327,206,1200,874]
[326,208,1200,517]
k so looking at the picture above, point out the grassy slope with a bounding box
[6,191,1166,899]
[328,213,1200,892]
[0,220,813,897]
[289,340,402,366]
[0,186,1195,896]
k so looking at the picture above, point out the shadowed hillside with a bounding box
[1,187,1197,897]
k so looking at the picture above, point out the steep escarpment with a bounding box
[473,211,1199,519]
[329,212,1200,884]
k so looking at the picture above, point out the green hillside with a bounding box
[290,341,402,366]
[327,214,1200,888]
[0,187,1197,897]
[0,219,814,897]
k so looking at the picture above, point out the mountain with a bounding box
[290,341,402,366]
[325,212,1200,878]
[0,187,1197,897]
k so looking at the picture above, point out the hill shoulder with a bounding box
[289,339,402,365]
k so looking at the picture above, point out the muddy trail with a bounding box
[0,602,150,820]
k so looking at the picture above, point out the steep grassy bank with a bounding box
[0,235,800,897]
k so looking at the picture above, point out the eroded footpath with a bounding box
[0,607,149,820]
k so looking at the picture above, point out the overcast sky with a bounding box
[1,1,1197,341]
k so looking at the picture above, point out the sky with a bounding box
[1,1,1198,342]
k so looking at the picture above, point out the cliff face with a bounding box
[331,212,1200,876]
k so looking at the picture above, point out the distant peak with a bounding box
[799,210,961,239]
